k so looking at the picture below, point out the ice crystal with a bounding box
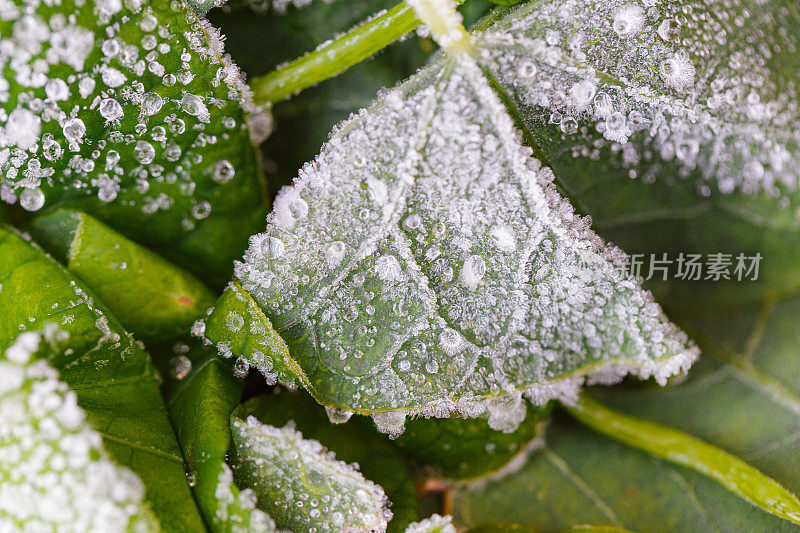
[0,331,158,532]
[229,417,392,532]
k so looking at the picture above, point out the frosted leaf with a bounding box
[229,416,392,532]
[0,331,159,532]
[203,25,698,434]
[476,0,800,197]
[0,0,269,282]
[404,514,457,533]
[213,463,277,533]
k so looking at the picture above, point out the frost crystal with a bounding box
[0,332,158,532]
[404,514,457,533]
[229,417,392,532]
[213,463,276,533]
[216,21,698,434]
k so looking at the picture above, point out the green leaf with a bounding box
[584,290,800,524]
[163,343,275,532]
[0,227,205,532]
[229,413,393,532]
[478,0,800,314]
[450,414,800,532]
[394,401,550,480]
[29,209,215,347]
[235,390,420,531]
[0,329,160,531]
[0,0,269,287]
[565,396,800,525]
[201,1,698,435]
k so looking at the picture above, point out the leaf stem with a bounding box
[565,395,800,526]
[250,0,464,104]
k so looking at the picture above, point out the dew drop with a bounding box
[19,188,45,212]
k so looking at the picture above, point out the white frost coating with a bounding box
[0,0,269,218]
[229,417,392,532]
[220,41,697,434]
[404,514,457,533]
[213,463,276,532]
[477,0,800,196]
[223,24,699,436]
[0,331,159,532]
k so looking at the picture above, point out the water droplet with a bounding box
[19,188,45,212]
[325,407,354,424]
[261,236,285,259]
[325,241,346,266]
[134,141,155,164]
[233,357,250,378]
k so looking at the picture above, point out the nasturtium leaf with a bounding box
[0,329,160,532]
[0,227,205,531]
[29,209,215,347]
[394,400,550,480]
[476,0,800,313]
[451,414,800,532]
[229,415,393,532]
[0,0,269,287]
[235,391,420,531]
[201,0,698,435]
[163,343,275,533]
[405,514,457,533]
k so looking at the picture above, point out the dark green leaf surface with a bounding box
[164,344,273,532]
[235,391,420,531]
[586,291,800,523]
[0,227,204,532]
[566,396,800,525]
[451,415,799,532]
[30,209,215,347]
[395,403,551,480]
[0,0,268,288]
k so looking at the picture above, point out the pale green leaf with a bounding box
[229,415,393,532]
[29,209,216,346]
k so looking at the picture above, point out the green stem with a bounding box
[250,0,463,104]
[566,395,800,526]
